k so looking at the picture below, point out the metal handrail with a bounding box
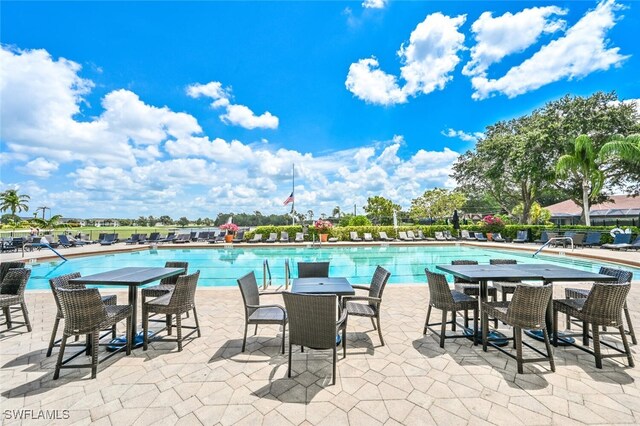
[284,259,290,290]
[21,240,68,261]
[533,237,574,257]
[263,259,272,290]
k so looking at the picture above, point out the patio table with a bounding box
[69,266,185,347]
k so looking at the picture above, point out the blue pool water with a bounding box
[25,245,639,290]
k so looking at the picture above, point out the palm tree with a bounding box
[32,214,63,230]
[599,134,640,164]
[556,135,604,226]
[332,206,342,218]
[0,189,30,221]
[307,210,314,222]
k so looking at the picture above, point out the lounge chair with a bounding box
[99,234,117,245]
[58,235,79,248]
[350,231,362,242]
[434,232,446,241]
[378,231,394,241]
[601,233,632,250]
[159,232,176,243]
[189,232,198,242]
[363,233,374,242]
[173,234,191,243]
[265,233,278,243]
[398,231,413,241]
[534,231,554,244]
[491,233,506,243]
[279,232,289,243]
[294,233,304,243]
[43,235,61,248]
[147,232,161,243]
[212,231,226,243]
[407,230,421,240]
[418,230,433,241]
[570,233,585,248]
[233,230,245,243]
[443,230,457,241]
[460,230,475,241]
[584,232,602,247]
[512,230,528,243]
[615,236,640,251]
[474,232,488,242]
[125,234,140,245]
[552,232,575,247]
[328,237,339,242]
[248,233,263,243]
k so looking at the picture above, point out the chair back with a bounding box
[474,233,485,239]
[160,261,189,285]
[490,259,516,265]
[398,231,408,239]
[235,231,245,240]
[507,285,552,329]
[435,232,444,240]
[237,272,261,317]
[169,270,200,309]
[268,233,277,240]
[379,231,388,239]
[539,231,549,242]
[517,230,528,241]
[598,266,632,283]
[58,234,70,245]
[49,272,83,316]
[612,233,631,244]
[571,233,585,245]
[295,232,304,241]
[283,292,337,349]
[406,231,416,239]
[0,268,31,296]
[461,230,471,239]
[298,262,330,278]
[425,269,454,309]
[364,233,372,240]
[585,232,601,245]
[582,283,630,326]
[0,261,26,282]
[57,288,108,333]
[280,232,289,240]
[451,260,478,283]
[350,232,359,240]
[253,233,263,241]
[368,266,391,306]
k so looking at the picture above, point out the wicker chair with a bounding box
[47,272,119,357]
[283,292,347,385]
[554,283,634,368]
[451,260,497,328]
[141,261,189,333]
[564,267,635,344]
[0,261,26,281]
[143,271,201,352]
[297,262,330,278]
[0,268,32,332]
[54,288,131,379]
[424,269,478,348]
[490,259,519,302]
[483,285,555,374]
[342,266,391,346]
[237,271,287,353]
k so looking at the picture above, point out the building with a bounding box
[545,195,640,226]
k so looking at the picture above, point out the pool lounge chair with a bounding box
[265,233,278,243]
[398,231,413,241]
[584,232,602,247]
[434,232,446,241]
[58,235,78,248]
[491,233,506,243]
[474,232,488,242]
[159,232,176,243]
[173,234,191,243]
[614,236,640,251]
[407,230,421,240]
[147,232,161,243]
[99,234,117,245]
[248,233,263,243]
[350,232,362,242]
[460,230,475,241]
[363,233,374,242]
[125,234,140,245]
[418,230,433,241]
[601,233,632,250]
[294,233,304,243]
[443,230,457,241]
[279,232,289,243]
[233,231,245,243]
[378,232,394,241]
[209,231,226,243]
[512,230,528,243]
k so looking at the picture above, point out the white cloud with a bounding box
[463,6,567,78]
[187,81,279,129]
[16,157,59,178]
[471,0,628,100]
[346,13,466,105]
[441,128,484,142]
[362,0,387,9]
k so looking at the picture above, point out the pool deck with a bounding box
[1,283,639,425]
[2,240,639,269]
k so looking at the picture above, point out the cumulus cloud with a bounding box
[345,12,466,105]
[471,0,628,100]
[187,81,279,129]
[362,0,387,9]
[16,157,59,178]
[441,128,484,143]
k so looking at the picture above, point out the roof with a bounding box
[545,195,640,217]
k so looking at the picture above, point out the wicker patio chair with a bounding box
[451,260,497,328]
[237,271,287,353]
[283,292,347,385]
[47,272,118,357]
[54,288,131,379]
[342,266,391,346]
[564,267,635,344]
[483,284,555,374]
[490,259,520,302]
[297,262,330,278]
[423,269,478,348]
[0,268,32,332]
[143,271,201,352]
[0,261,26,282]
[554,283,634,368]
[141,262,189,333]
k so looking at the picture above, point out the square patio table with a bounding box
[69,266,185,346]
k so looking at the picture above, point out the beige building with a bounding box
[545,194,640,226]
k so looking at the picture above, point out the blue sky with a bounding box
[1,0,638,219]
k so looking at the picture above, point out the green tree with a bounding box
[363,196,400,225]
[32,214,63,229]
[177,217,190,227]
[409,188,466,222]
[307,210,314,221]
[348,215,372,226]
[512,202,551,225]
[136,216,148,226]
[159,215,173,225]
[599,134,640,166]
[332,206,342,218]
[0,189,30,220]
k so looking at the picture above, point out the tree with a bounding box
[348,215,372,226]
[363,196,400,225]
[332,206,342,218]
[409,188,466,222]
[32,214,63,229]
[159,215,173,225]
[512,202,551,225]
[556,135,605,226]
[177,217,190,227]
[0,189,30,220]
[136,216,148,226]
[307,210,314,221]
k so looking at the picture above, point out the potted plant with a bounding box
[219,223,239,243]
[481,215,504,241]
[314,220,333,242]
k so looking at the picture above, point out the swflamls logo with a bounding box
[3,409,70,420]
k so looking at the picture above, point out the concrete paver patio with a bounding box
[1,280,639,425]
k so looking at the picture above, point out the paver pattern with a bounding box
[1,282,639,425]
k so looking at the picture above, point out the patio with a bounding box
[1,282,639,425]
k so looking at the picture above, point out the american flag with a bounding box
[283,192,294,206]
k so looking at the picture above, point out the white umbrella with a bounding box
[227,216,233,224]
[393,210,398,231]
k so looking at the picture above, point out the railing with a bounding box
[21,241,68,261]
[262,259,272,290]
[284,259,290,290]
[533,237,574,257]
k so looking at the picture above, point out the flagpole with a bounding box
[291,164,295,225]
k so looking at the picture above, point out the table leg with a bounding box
[544,280,553,332]
[128,285,138,347]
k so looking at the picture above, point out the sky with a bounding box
[1,0,638,220]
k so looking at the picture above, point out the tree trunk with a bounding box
[582,179,591,226]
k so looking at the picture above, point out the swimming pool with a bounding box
[25,245,639,290]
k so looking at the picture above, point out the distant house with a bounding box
[60,218,87,226]
[545,195,640,226]
[90,218,120,227]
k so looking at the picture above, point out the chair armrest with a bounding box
[336,309,348,329]
[259,291,285,296]
[246,304,286,314]
[352,285,370,291]
[341,295,381,309]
